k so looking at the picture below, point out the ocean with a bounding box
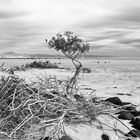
[0,57,140,72]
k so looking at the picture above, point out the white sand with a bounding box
[0,59,140,140]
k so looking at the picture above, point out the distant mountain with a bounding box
[1,52,25,58]
[28,54,63,58]
[0,52,62,58]
[0,51,113,59]
[2,52,20,56]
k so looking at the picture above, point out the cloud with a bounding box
[132,44,140,49]
[1,0,140,56]
[117,38,140,45]
[77,5,140,31]
[114,6,140,23]
[0,18,50,53]
[0,11,26,19]
[72,4,140,57]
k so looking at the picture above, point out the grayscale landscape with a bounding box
[0,0,140,140]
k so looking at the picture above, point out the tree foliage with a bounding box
[46,31,90,60]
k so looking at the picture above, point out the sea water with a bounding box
[0,57,140,72]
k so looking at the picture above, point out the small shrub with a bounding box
[82,67,91,73]
[26,60,59,69]
[7,60,60,72]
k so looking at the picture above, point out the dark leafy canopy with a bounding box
[46,31,90,59]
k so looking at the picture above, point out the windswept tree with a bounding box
[45,31,90,95]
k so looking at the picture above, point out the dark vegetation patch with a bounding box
[82,67,91,73]
[82,87,95,90]
[0,60,62,74]
[11,60,61,71]
[25,60,59,69]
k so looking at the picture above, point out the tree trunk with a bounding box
[66,59,82,95]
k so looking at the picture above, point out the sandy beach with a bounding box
[9,58,140,106]
[0,58,139,140]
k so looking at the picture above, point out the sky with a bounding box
[0,0,140,57]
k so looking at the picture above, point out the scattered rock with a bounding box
[118,111,134,120]
[130,118,135,124]
[122,102,131,105]
[101,134,110,140]
[125,106,136,111]
[60,135,74,140]
[105,97,130,106]
[125,129,140,138]
[116,93,132,96]
[105,97,122,105]
[122,106,136,112]
[130,118,140,130]
[131,111,140,117]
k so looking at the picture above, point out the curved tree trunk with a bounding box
[66,59,82,94]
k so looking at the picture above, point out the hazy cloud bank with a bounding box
[0,0,140,56]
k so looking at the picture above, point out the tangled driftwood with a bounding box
[0,74,139,140]
[0,74,118,140]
